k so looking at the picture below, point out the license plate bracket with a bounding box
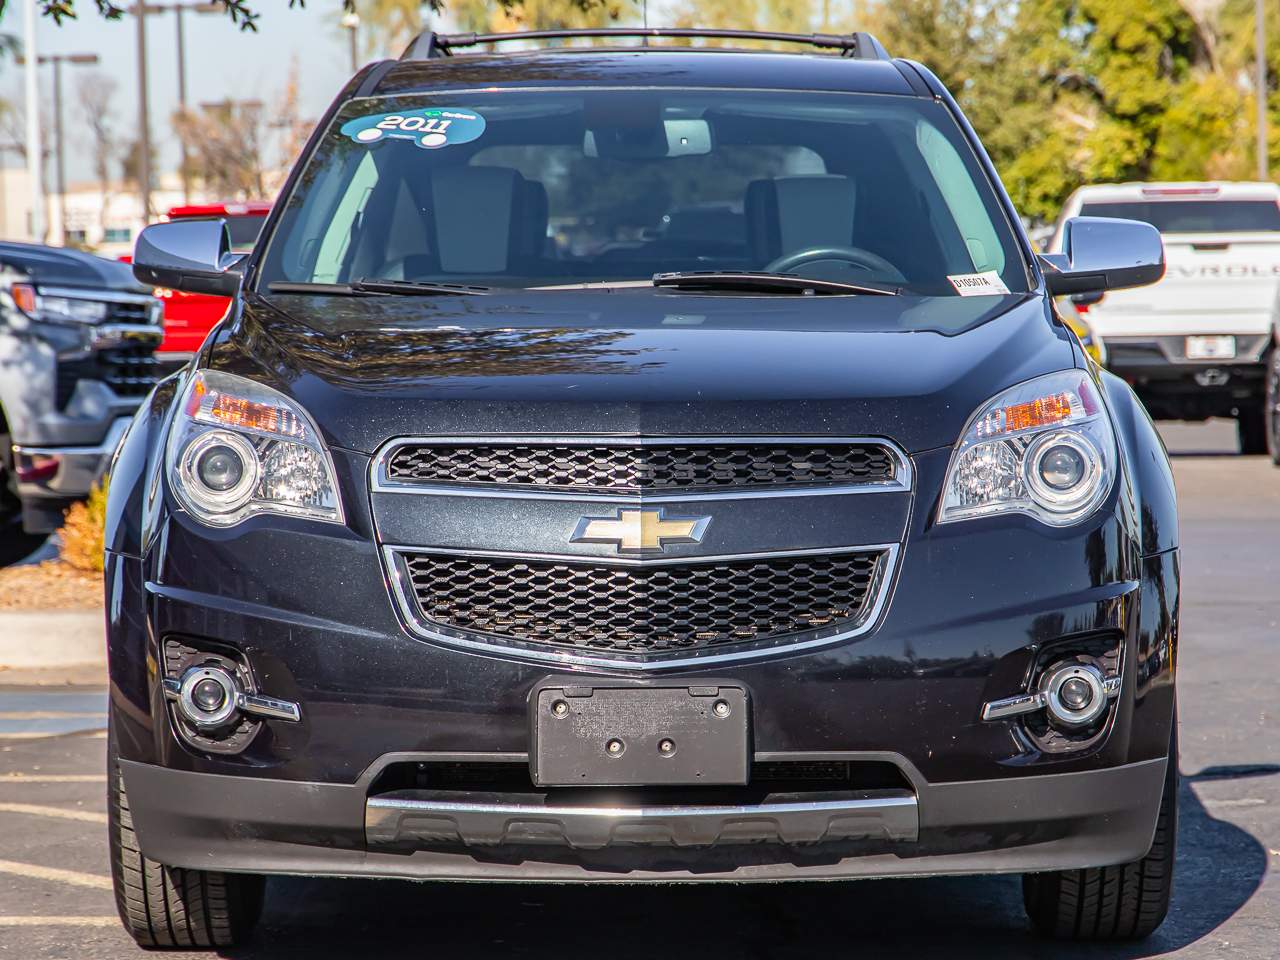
[530,683,750,787]
[1186,335,1236,360]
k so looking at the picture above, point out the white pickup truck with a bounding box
[1052,182,1280,454]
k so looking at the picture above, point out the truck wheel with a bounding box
[109,724,265,948]
[1238,408,1267,455]
[1267,351,1280,465]
[1022,728,1177,940]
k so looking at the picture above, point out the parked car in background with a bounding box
[153,203,270,364]
[1051,182,1280,453]
[108,28,1179,948]
[0,242,162,533]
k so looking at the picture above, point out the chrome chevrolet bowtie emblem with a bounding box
[571,508,711,554]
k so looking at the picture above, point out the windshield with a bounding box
[258,88,1027,297]
[1079,200,1280,234]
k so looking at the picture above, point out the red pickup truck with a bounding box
[154,202,270,359]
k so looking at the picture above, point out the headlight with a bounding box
[938,370,1116,527]
[166,369,343,527]
[11,283,109,324]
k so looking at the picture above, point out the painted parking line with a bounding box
[0,693,108,738]
[0,802,108,824]
[0,916,118,928]
[0,859,111,890]
[0,774,106,783]
[0,694,108,713]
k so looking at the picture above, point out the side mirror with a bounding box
[1038,216,1164,296]
[132,219,243,297]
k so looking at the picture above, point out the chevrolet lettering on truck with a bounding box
[105,28,1180,948]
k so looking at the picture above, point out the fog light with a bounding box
[162,662,303,731]
[191,676,228,713]
[1041,663,1108,728]
[165,665,239,730]
[1059,675,1094,711]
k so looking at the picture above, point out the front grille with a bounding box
[385,441,897,491]
[56,341,161,408]
[400,550,884,657]
[105,300,155,324]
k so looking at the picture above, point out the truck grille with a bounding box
[398,550,884,657]
[384,441,898,491]
[56,341,161,408]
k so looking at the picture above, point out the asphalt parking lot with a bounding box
[1,420,1276,959]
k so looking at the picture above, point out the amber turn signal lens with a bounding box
[1001,392,1073,433]
[11,283,37,316]
[198,393,305,439]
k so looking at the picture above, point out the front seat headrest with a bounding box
[745,175,858,263]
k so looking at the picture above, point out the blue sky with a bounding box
[0,1,385,184]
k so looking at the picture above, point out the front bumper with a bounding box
[107,444,1178,880]
[120,755,1167,881]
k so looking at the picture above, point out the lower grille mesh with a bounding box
[400,551,883,657]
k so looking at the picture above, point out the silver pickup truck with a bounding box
[1,242,162,534]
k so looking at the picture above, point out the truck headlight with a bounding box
[11,283,109,324]
[938,370,1115,527]
[166,369,343,527]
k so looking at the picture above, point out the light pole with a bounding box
[135,1,152,222]
[341,11,360,73]
[21,0,43,241]
[17,53,100,244]
[135,3,220,203]
[1258,0,1269,181]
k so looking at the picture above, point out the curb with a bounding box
[0,610,105,670]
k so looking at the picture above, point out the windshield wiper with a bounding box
[350,278,491,296]
[652,271,899,296]
[266,281,374,296]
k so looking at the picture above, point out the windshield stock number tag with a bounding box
[341,108,487,150]
[948,271,1011,296]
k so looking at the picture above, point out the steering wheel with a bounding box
[765,245,906,283]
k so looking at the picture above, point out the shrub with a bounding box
[60,479,107,573]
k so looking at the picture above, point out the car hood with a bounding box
[0,242,148,292]
[208,289,1077,455]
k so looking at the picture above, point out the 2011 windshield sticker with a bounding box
[340,108,486,150]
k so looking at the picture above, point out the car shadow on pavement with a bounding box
[219,766,1271,960]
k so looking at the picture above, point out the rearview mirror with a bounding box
[1039,216,1164,296]
[132,219,243,297]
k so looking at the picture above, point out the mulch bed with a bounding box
[0,562,102,612]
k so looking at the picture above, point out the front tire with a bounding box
[1022,730,1178,940]
[109,726,265,948]
[1238,406,1267,455]
[1266,350,1280,464]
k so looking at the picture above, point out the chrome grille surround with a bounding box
[373,435,909,671]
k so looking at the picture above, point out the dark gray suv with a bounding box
[1,241,162,534]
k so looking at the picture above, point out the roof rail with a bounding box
[400,28,892,61]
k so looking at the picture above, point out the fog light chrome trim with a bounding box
[981,665,1120,723]
[162,666,301,728]
[163,666,238,730]
[1041,663,1108,727]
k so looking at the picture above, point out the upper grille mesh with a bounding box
[400,551,883,657]
[385,442,897,491]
